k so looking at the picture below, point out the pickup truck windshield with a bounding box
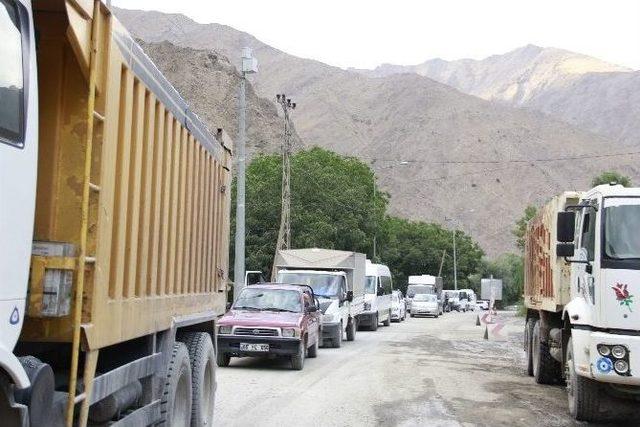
[365,276,376,294]
[278,272,344,298]
[234,288,302,312]
[0,0,24,145]
[604,201,640,259]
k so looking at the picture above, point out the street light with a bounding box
[234,47,257,301]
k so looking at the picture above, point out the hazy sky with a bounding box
[112,0,640,70]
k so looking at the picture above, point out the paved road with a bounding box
[213,311,577,427]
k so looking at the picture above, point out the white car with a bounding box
[391,290,406,322]
[476,300,489,310]
[410,294,440,317]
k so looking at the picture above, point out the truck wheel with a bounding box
[307,337,318,358]
[369,314,378,331]
[383,310,391,326]
[291,341,305,370]
[566,337,601,422]
[179,332,215,427]
[524,318,535,376]
[532,320,561,385]
[160,342,192,427]
[346,319,356,341]
[332,322,343,348]
[216,350,230,367]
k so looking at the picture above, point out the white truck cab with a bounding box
[525,185,640,422]
[359,261,393,331]
[458,289,477,312]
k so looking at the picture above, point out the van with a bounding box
[359,261,393,331]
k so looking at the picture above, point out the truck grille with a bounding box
[234,327,279,337]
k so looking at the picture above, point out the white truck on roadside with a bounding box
[406,275,443,315]
[359,261,393,331]
[275,248,365,348]
[524,185,640,423]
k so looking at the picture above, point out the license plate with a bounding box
[240,343,269,352]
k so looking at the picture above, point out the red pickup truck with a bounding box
[216,284,321,370]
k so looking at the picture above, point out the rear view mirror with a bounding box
[557,211,576,243]
[557,243,575,258]
[346,290,354,302]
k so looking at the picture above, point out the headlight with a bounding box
[218,325,232,335]
[597,345,611,357]
[611,345,627,359]
[614,359,629,374]
[282,328,298,338]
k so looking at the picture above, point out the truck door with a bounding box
[0,0,37,354]
[574,204,598,313]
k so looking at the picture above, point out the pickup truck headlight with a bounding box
[282,328,299,338]
[218,325,232,335]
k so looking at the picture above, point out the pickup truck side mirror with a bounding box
[346,290,354,302]
[557,211,576,242]
[557,242,575,258]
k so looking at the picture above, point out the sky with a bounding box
[112,0,640,70]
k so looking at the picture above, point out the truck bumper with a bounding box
[217,336,301,357]
[573,329,640,386]
[321,322,341,340]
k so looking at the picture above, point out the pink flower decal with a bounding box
[612,283,634,312]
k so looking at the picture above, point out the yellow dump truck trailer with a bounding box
[1,1,232,425]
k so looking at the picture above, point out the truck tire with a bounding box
[383,310,391,326]
[524,318,535,376]
[160,342,192,427]
[332,322,343,348]
[369,314,378,331]
[346,318,356,341]
[291,341,305,370]
[532,320,561,385]
[307,336,318,358]
[179,332,215,427]
[566,337,601,422]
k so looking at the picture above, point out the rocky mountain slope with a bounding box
[115,9,640,256]
[355,45,640,146]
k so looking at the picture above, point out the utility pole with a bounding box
[438,250,446,277]
[452,229,458,290]
[233,47,257,301]
[271,94,296,280]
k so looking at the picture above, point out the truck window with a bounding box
[580,209,596,262]
[364,276,377,294]
[380,276,392,295]
[604,202,640,260]
[0,0,24,146]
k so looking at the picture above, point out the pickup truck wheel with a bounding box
[307,337,318,358]
[383,310,391,326]
[346,319,356,341]
[332,322,343,348]
[160,343,192,427]
[369,314,378,331]
[179,332,215,427]
[216,350,230,367]
[525,319,535,376]
[566,337,601,422]
[532,320,561,384]
[291,341,305,370]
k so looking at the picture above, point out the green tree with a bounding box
[230,147,388,279]
[513,205,537,251]
[377,217,484,294]
[591,171,632,187]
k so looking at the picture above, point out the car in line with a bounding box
[391,290,406,322]
[410,293,440,317]
[216,284,321,370]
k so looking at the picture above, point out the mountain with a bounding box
[355,45,640,146]
[114,9,640,256]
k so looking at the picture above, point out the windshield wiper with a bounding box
[263,307,299,313]
[234,306,261,311]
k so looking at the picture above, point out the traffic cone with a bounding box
[476,315,481,326]
[483,326,488,340]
